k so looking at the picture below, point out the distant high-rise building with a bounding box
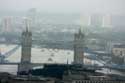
[78,14,90,26]
[102,14,112,28]
[2,17,12,32]
[90,14,103,27]
[74,28,85,65]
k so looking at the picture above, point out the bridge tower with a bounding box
[18,19,32,73]
[73,28,85,65]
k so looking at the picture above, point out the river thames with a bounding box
[0,44,90,74]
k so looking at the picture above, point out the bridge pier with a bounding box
[18,63,45,74]
[18,63,31,73]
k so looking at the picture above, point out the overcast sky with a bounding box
[0,0,125,14]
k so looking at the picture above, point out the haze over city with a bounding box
[0,0,125,14]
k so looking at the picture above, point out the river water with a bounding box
[0,44,91,75]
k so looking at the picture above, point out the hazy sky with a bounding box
[0,0,125,14]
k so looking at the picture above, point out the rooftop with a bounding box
[113,44,125,48]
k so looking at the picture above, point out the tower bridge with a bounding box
[0,24,125,73]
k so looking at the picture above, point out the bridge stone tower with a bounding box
[73,28,85,65]
[18,21,32,73]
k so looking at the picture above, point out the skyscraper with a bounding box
[102,14,112,28]
[2,17,12,32]
[90,14,103,27]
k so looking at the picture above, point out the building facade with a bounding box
[112,44,125,64]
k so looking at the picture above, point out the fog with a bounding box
[0,0,125,14]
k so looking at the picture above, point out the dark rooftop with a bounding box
[113,44,125,48]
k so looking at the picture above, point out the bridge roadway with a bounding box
[0,62,105,68]
[0,62,67,66]
[0,62,124,70]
